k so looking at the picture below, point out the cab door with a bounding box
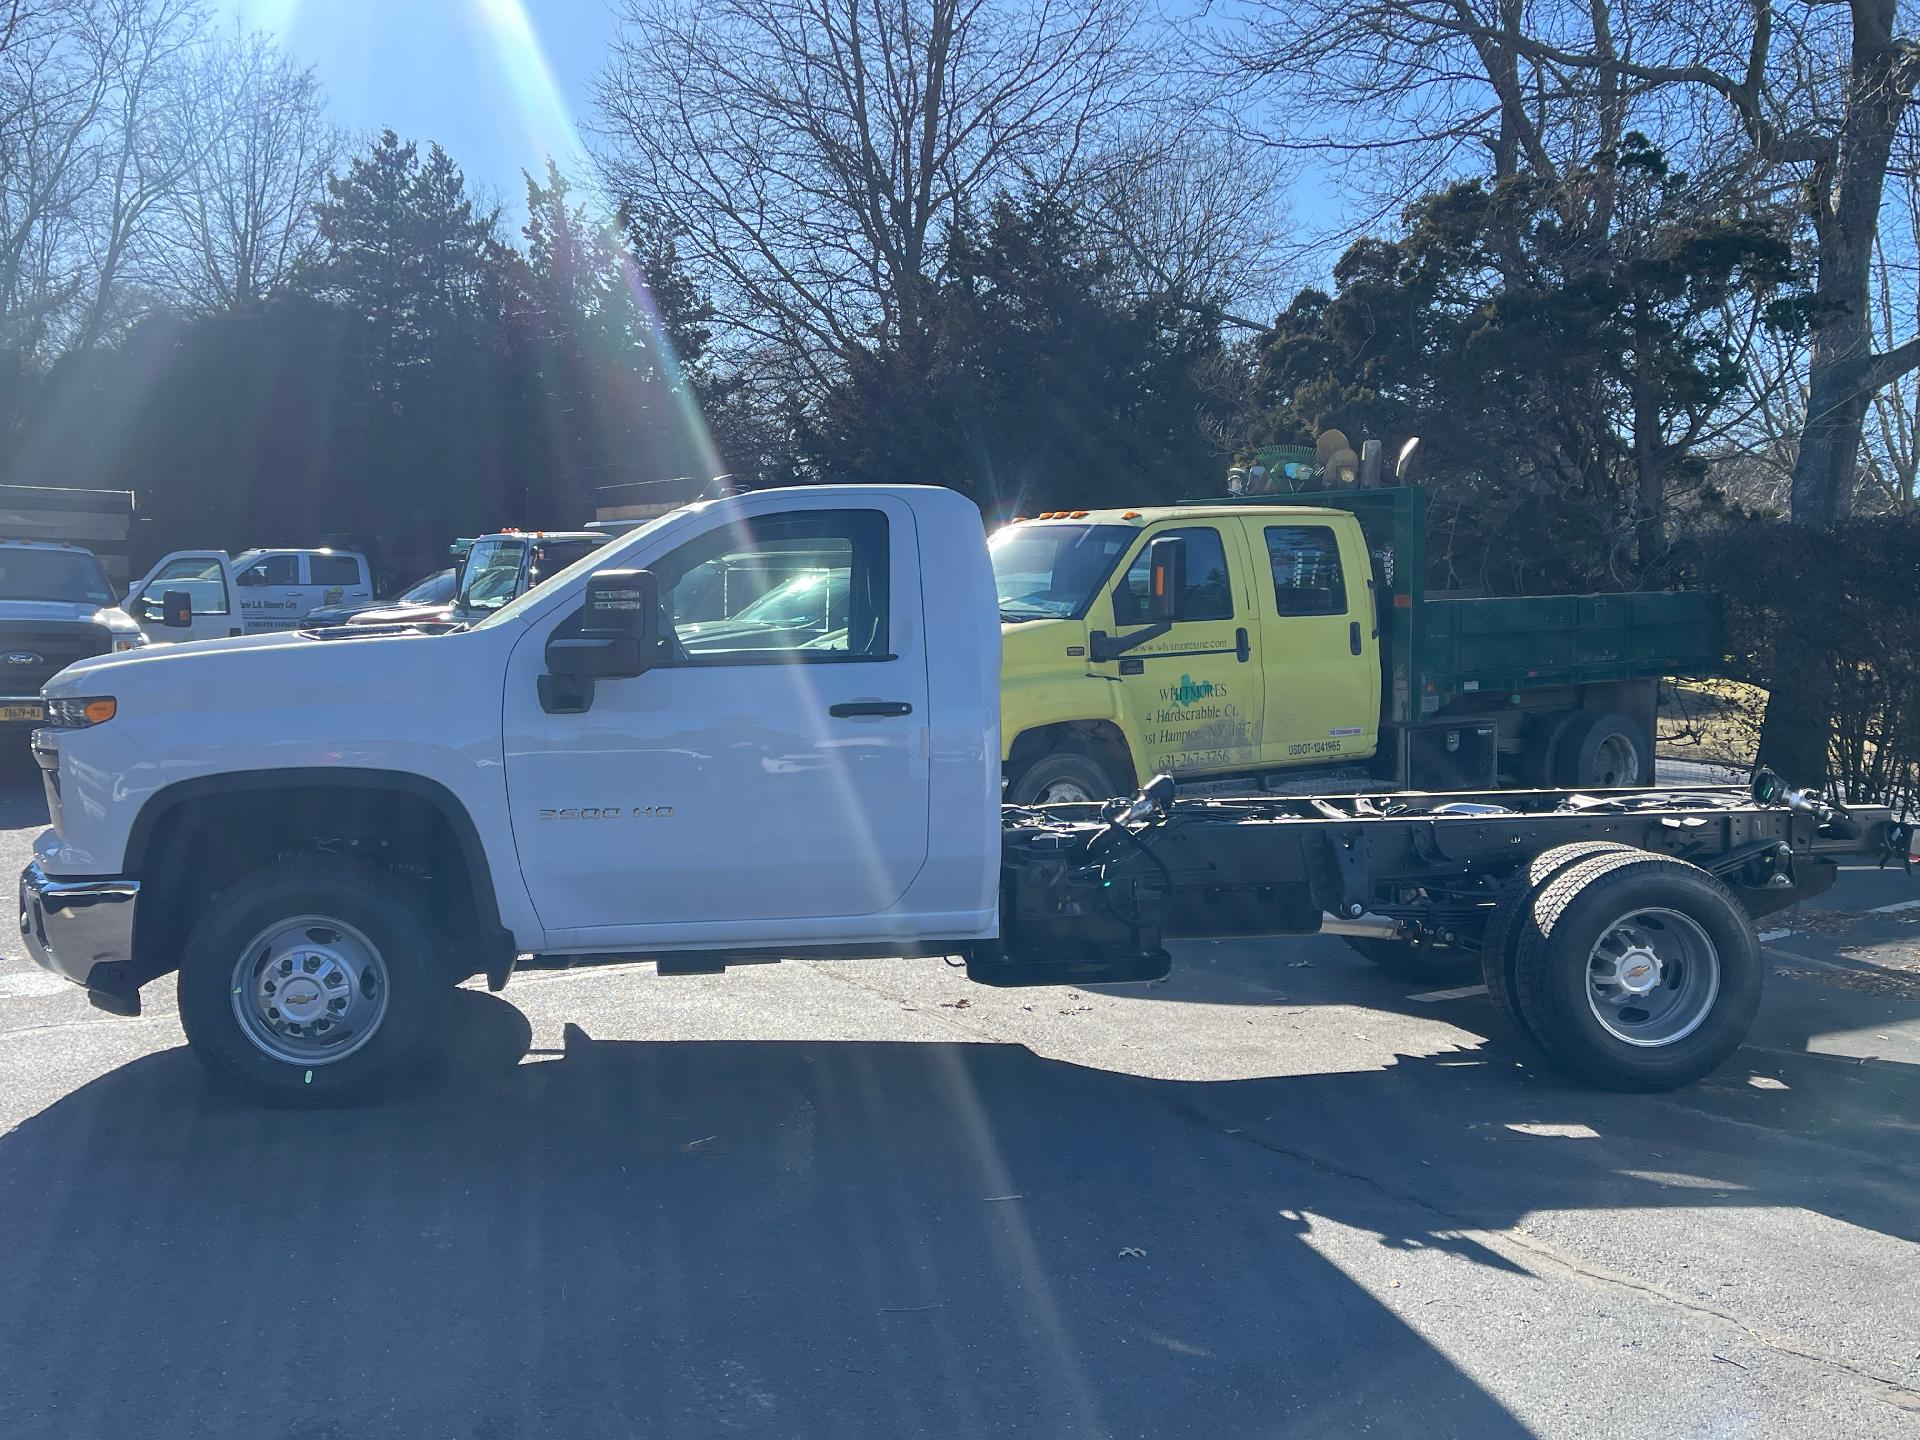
[1091,522,1262,779]
[1253,520,1379,767]
[126,551,237,643]
[502,496,932,944]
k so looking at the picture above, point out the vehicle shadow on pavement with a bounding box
[1104,944,1920,1222]
[0,991,1544,1440]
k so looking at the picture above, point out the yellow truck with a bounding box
[991,486,1721,803]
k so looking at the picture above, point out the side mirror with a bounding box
[545,569,659,682]
[1148,536,1187,623]
[161,590,193,629]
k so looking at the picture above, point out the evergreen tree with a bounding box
[1249,140,1805,591]
[804,197,1240,514]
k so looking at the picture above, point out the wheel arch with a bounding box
[125,768,511,982]
[1005,720,1139,794]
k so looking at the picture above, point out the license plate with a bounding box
[0,702,45,723]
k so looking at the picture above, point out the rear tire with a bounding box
[1006,746,1123,806]
[1511,849,1760,1090]
[1343,935,1474,983]
[1557,711,1652,788]
[1479,842,1636,1049]
[177,856,451,1106]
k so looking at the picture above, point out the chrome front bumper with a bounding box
[20,861,139,992]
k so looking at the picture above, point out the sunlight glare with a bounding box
[471,0,586,179]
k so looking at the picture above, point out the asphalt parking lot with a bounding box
[0,752,1915,1439]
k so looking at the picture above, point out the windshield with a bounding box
[989,523,1134,619]
[394,568,456,605]
[455,538,529,612]
[0,548,115,606]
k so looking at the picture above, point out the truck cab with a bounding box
[446,531,610,624]
[126,548,374,643]
[0,541,145,729]
[995,506,1379,803]
[993,491,1722,804]
[23,486,998,1099]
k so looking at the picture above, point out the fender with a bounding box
[124,767,512,954]
[999,672,1149,783]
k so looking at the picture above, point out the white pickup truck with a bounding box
[126,547,375,643]
[18,485,1909,1103]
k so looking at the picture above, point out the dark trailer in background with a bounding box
[0,484,137,588]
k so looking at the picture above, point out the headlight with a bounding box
[44,696,116,728]
[112,635,145,652]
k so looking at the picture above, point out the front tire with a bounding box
[178,856,451,1105]
[1006,746,1123,806]
[1511,850,1760,1091]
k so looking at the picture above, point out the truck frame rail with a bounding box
[980,774,1911,1090]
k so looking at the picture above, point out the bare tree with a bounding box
[0,0,215,365]
[135,29,334,313]
[1711,324,1806,512]
[1228,1,1920,536]
[594,0,1154,395]
[1856,108,1920,511]
[1082,119,1299,329]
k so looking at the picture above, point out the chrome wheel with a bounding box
[1585,907,1720,1047]
[1591,733,1639,787]
[230,915,390,1065]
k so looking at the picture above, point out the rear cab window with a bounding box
[237,554,299,587]
[1263,525,1349,617]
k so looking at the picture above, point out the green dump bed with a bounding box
[1191,484,1726,726]
[1421,590,1724,696]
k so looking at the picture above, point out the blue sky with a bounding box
[215,0,1343,277]
[216,0,606,208]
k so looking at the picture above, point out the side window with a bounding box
[1115,527,1233,624]
[237,555,299,587]
[307,554,364,587]
[529,541,602,590]
[145,557,228,615]
[657,509,889,662]
[1265,526,1347,617]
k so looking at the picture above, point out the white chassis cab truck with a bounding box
[18,486,1911,1104]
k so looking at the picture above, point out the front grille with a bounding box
[0,622,113,695]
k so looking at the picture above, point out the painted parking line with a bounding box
[0,971,72,1000]
[1409,983,1488,1003]
[1763,944,1861,974]
[1865,898,1920,916]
